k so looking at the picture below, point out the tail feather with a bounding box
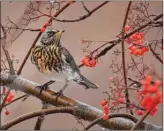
[75,75,99,89]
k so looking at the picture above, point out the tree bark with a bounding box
[0,73,162,130]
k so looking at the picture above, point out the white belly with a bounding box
[40,69,66,82]
[38,65,81,82]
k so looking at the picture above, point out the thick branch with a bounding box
[0,73,162,130]
[1,106,76,130]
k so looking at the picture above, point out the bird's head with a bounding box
[41,28,65,46]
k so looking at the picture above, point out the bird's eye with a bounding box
[48,31,54,35]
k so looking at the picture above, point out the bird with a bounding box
[30,28,99,95]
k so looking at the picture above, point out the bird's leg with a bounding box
[36,80,56,94]
[55,83,68,97]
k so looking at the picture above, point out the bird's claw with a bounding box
[53,90,64,97]
[35,84,49,95]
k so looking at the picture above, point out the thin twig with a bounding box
[130,110,151,130]
[3,94,29,107]
[121,1,133,114]
[149,44,163,64]
[46,2,109,23]
[0,25,15,112]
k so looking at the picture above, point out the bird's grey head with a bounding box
[40,28,65,46]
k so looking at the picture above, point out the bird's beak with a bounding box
[55,30,65,37]
[60,30,65,33]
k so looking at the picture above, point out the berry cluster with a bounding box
[137,75,162,116]
[111,92,125,106]
[128,46,149,56]
[101,99,109,120]
[4,89,15,103]
[124,25,149,56]
[40,21,50,32]
[3,89,15,115]
[81,56,96,67]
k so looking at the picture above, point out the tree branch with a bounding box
[34,104,48,130]
[121,1,133,114]
[149,44,163,64]
[0,73,162,130]
[78,13,163,68]
[1,106,76,130]
[46,1,109,22]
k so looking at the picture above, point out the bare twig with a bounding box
[46,2,109,22]
[130,110,151,130]
[1,25,15,75]
[121,1,133,114]
[0,25,15,112]
[3,94,28,107]
[149,44,163,64]
[81,1,90,13]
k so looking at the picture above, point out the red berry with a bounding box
[118,98,124,103]
[8,93,14,99]
[125,25,130,32]
[133,49,140,55]
[146,86,158,93]
[125,38,130,43]
[138,32,144,38]
[104,109,109,115]
[45,22,49,27]
[150,106,158,116]
[5,110,10,115]
[145,75,152,82]
[154,80,162,88]
[68,0,73,4]
[89,59,96,67]
[132,34,137,40]
[81,57,90,67]
[40,27,45,32]
[141,80,151,87]
[136,110,144,115]
[6,97,12,103]
[137,39,144,45]
[103,105,109,111]
[115,92,122,97]
[137,49,144,56]
[142,47,149,52]
[136,34,142,40]
[101,99,108,106]
[103,114,109,120]
[156,91,162,103]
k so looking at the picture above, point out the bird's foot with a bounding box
[54,89,64,97]
[35,84,49,95]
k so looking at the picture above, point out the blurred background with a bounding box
[1,1,163,130]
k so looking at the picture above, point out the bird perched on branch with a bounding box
[31,28,99,95]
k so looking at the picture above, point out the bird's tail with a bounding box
[76,75,99,89]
